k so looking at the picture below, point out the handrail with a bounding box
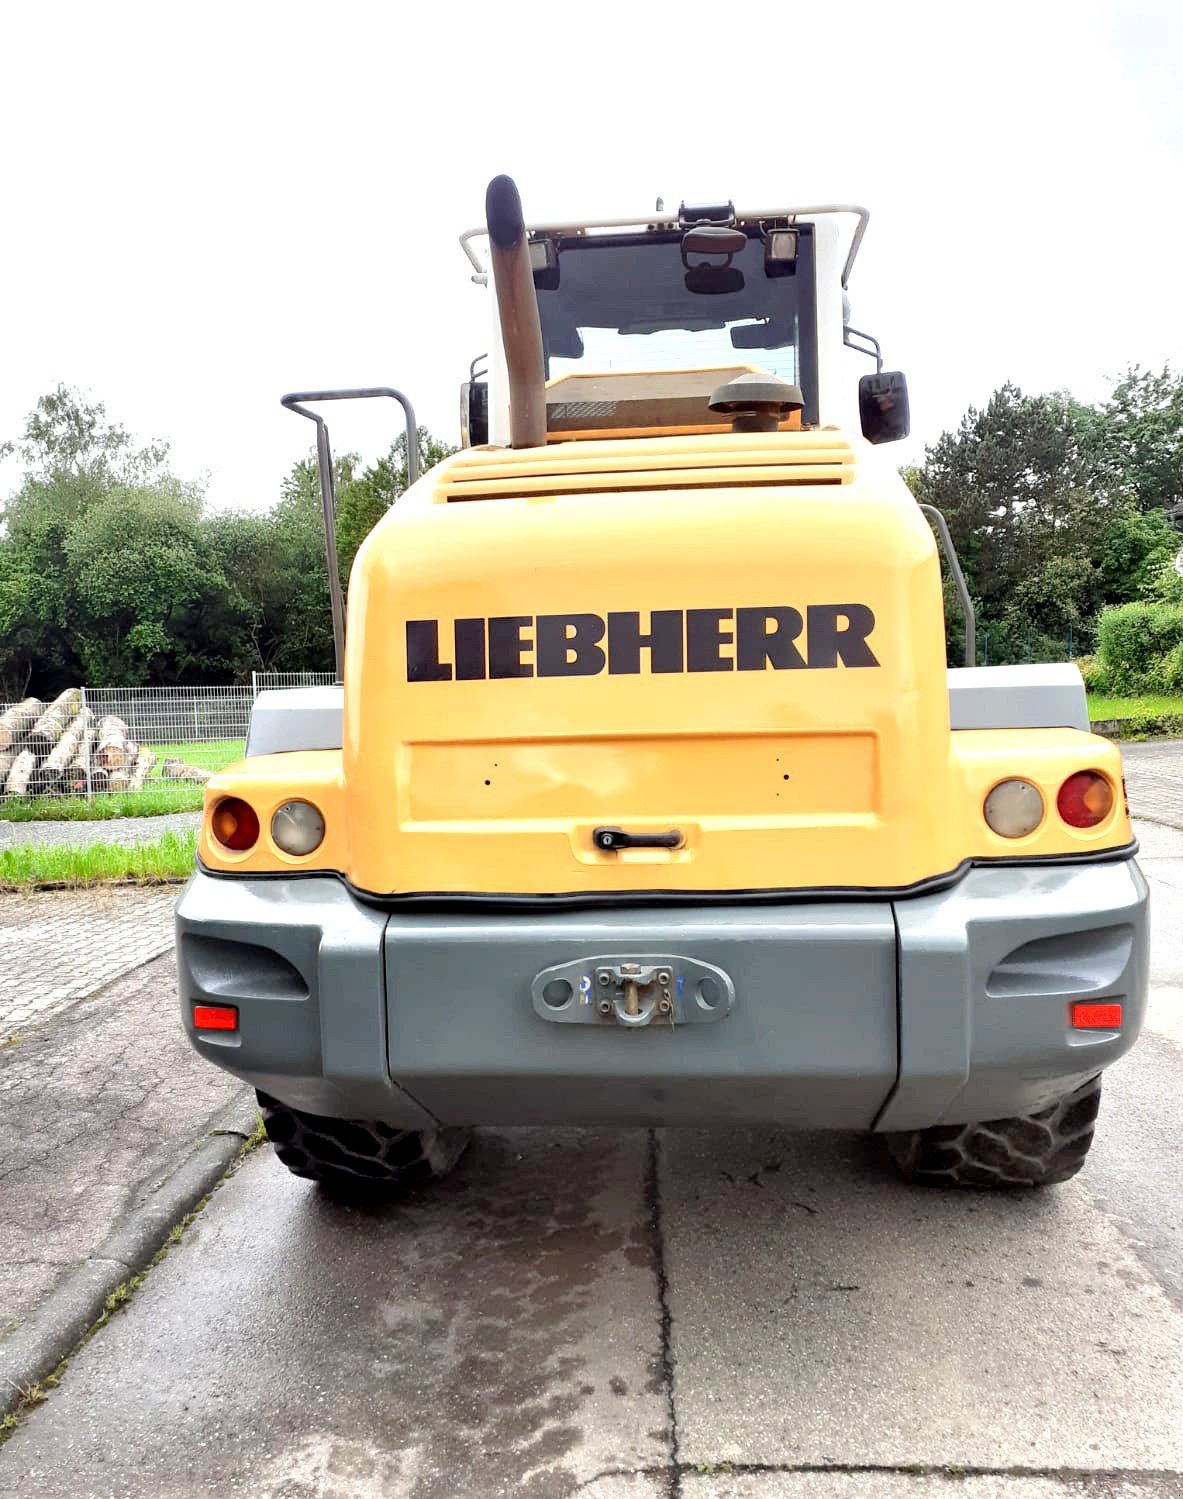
[920,503,976,668]
[280,387,420,683]
[460,203,870,288]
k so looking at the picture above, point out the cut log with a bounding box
[128,746,157,792]
[97,715,132,770]
[71,721,97,794]
[0,697,44,753]
[161,757,213,785]
[0,749,15,788]
[4,748,36,797]
[38,710,90,792]
[29,689,82,749]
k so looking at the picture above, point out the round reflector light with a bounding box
[983,778,1044,838]
[210,796,260,852]
[1057,770,1114,829]
[271,800,326,856]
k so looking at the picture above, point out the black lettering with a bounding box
[686,608,734,672]
[406,620,452,681]
[736,607,806,670]
[536,614,607,676]
[488,615,533,678]
[806,603,879,668]
[607,610,684,674]
[454,618,487,680]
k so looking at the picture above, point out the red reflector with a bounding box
[193,1004,239,1032]
[1071,1001,1123,1030]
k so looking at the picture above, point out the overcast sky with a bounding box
[2,0,1180,510]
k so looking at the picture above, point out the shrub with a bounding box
[1076,654,1110,694]
[1096,601,1183,693]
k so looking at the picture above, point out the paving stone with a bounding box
[0,887,177,1042]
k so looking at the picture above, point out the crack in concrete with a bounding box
[645,1129,681,1499]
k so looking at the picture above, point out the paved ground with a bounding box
[0,951,244,1339]
[0,886,177,1042]
[0,810,200,850]
[2,820,1180,1498]
[1120,740,1183,832]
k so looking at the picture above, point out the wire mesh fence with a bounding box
[0,676,332,806]
[252,671,337,693]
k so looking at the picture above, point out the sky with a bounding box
[1,0,1181,510]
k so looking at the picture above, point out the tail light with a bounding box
[1057,771,1114,829]
[210,796,260,851]
[983,778,1044,838]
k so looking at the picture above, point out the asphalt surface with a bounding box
[0,810,200,849]
[2,825,1181,1498]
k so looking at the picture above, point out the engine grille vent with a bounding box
[436,432,858,502]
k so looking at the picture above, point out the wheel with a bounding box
[885,1074,1102,1188]
[257,1091,470,1194]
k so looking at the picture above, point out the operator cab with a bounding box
[459,198,909,449]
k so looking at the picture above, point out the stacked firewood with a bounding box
[0,691,178,799]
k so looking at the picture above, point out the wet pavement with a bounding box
[0,952,244,1337]
[2,825,1181,1496]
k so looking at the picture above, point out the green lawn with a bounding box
[0,830,198,890]
[1087,694,1183,721]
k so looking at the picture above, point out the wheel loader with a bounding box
[176,176,1148,1191]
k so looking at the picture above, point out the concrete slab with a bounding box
[0,951,243,1337]
[660,1126,1183,1472]
[0,1129,666,1499]
[682,1475,1183,1497]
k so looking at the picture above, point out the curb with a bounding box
[0,1087,258,1415]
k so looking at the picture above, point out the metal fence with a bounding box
[0,676,332,805]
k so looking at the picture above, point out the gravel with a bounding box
[0,811,201,849]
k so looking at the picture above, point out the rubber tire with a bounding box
[257,1091,470,1194]
[885,1073,1102,1188]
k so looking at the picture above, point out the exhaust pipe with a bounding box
[485,175,547,449]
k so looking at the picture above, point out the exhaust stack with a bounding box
[485,175,547,449]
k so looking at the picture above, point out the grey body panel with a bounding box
[383,905,897,1127]
[245,686,344,757]
[947,664,1089,732]
[176,857,1148,1131]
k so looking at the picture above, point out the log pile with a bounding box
[0,689,207,800]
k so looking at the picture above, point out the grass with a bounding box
[1087,694,1183,721]
[141,738,244,781]
[2,785,203,822]
[0,830,197,890]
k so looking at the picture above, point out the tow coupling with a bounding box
[531,955,734,1028]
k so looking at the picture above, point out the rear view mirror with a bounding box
[859,371,910,444]
[460,380,488,447]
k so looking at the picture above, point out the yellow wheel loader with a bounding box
[177,176,1147,1192]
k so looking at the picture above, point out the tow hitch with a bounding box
[531,955,734,1028]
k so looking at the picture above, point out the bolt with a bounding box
[597,998,612,1015]
[658,997,672,1014]
[657,970,671,985]
[598,972,611,986]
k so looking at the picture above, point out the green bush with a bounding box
[1076,654,1110,693]
[1096,601,1183,693]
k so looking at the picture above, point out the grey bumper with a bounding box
[175,857,1148,1132]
